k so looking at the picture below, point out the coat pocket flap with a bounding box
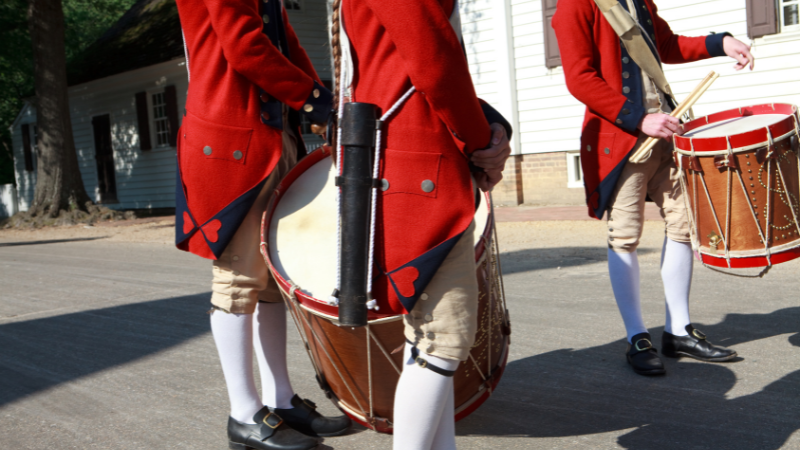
[381,150,442,198]
[183,113,253,165]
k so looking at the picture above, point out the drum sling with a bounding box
[593,0,676,102]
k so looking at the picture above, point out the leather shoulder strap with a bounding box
[592,0,673,97]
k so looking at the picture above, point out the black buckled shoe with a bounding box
[272,395,351,437]
[228,406,321,450]
[662,325,737,362]
[626,333,666,376]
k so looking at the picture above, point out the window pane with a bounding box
[151,91,170,147]
[785,4,799,26]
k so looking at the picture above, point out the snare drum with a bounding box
[674,103,800,269]
[261,147,510,433]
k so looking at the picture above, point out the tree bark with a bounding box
[27,0,91,217]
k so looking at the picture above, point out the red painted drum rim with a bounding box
[699,245,800,269]
[675,103,799,154]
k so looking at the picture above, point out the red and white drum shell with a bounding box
[261,147,509,433]
[674,103,800,268]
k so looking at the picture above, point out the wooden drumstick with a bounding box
[629,71,720,164]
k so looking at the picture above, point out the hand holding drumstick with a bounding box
[629,71,719,163]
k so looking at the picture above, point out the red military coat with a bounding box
[343,0,501,314]
[175,0,332,259]
[552,0,729,219]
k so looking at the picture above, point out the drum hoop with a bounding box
[675,128,796,156]
[675,103,799,154]
[293,300,403,325]
[697,238,800,259]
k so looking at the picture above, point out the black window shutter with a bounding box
[746,0,778,39]
[135,91,152,151]
[21,124,33,172]
[164,85,179,147]
[542,0,561,69]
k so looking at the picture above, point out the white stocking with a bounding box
[429,383,457,450]
[608,248,647,343]
[253,302,295,409]
[393,342,459,450]
[210,310,262,423]
[661,237,693,336]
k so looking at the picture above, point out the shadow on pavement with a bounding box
[457,307,800,450]
[0,237,108,247]
[0,293,211,407]
[499,247,655,275]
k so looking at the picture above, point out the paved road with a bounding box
[1,225,798,449]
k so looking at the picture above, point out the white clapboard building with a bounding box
[8,0,799,213]
[9,0,330,213]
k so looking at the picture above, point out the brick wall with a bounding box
[492,151,586,206]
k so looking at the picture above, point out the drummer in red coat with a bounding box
[335,0,512,448]
[175,0,351,448]
[553,0,754,375]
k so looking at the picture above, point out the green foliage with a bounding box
[0,0,137,185]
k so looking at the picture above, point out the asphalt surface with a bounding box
[1,224,798,449]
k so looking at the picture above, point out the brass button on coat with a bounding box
[623,86,631,94]
[622,71,630,79]
[587,145,592,152]
[381,179,389,191]
[261,112,270,121]
[233,150,243,160]
[622,108,630,115]
[262,14,269,23]
[604,148,611,154]
[424,314,433,322]
[232,255,240,261]
[303,104,313,112]
[260,93,270,102]
[616,119,623,125]
[421,180,435,193]
[203,145,212,155]
[426,344,435,353]
[420,292,429,300]
[622,57,630,64]
[313,89,320,98]
[426,332,435,340]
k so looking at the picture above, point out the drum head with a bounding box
[269,153,491,313]
[685,114,787,138]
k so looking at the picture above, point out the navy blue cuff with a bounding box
[614,102,646,133]
[705,32,732,58]
[480,102,513,140]
[299,80,333,125]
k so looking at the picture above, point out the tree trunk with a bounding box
[27,0,92,217]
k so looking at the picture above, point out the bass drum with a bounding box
[261,147,510,433]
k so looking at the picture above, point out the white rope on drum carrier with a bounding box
[365,87,417,308]
[181,29,190,82]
